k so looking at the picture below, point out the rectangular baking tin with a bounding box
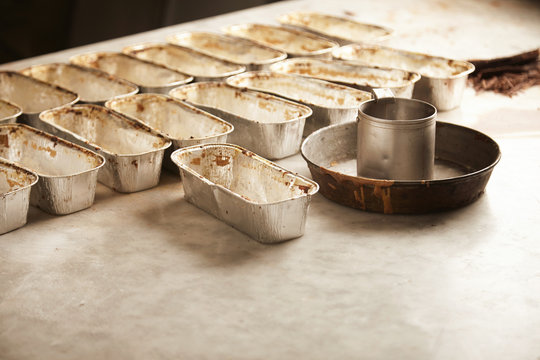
[122,43,245,82]
[0,158,38,234]
[0,123,105,215]
[105,93,234,171]
[226,71,371,135]
[39,105,171,193]
[278,12,393,45]
[21,63,139,105]
[70,52,193,94]
[223,23,339,59]
[169,82,312,160]
[0,71,79,128]
[171,143,319,243]
[269,57,420,98]
[332,44,475,110]
[166,31,287,71]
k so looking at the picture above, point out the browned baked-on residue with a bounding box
[0,134,8,148]
[373,185,392,214]
[6,176,23,189]
[136,103,145,113]
[214,155,230,166]
[234,90,245,99]
[131,159,138,169]
[0,168,25,190]
[241,149,254,157]
[257,100,274,112]
[190,157,201,165]
[297,184,311,194]
[30,142,57,157]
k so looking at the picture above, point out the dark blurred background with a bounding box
[0,0,278,64]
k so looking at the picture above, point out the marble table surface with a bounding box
[1,0,540,359]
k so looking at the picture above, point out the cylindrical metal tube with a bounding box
[357,97,436,180]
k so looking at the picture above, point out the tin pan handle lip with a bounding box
[170,144,320,205]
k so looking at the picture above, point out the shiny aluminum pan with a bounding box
[169,82,312,160]
[122,43,245,82]
[171,144,319,243]
[21,63,139,105]
[0,124,105,215]
[104,93,234,171]
[333,44,475,110]
[166,31,287,71]
[0,71,79,128]
[0,158,38,234]
[39,105,172,193]
[70,52,193,94]
[278,12,393,45]
[0,99,22,124]
[270,58,420,98]
[223,23,339,59]
[301,121,501,214]
[226,71,371,135]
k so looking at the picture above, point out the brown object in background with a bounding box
[468,49,540,97]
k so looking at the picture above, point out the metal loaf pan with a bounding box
[0,99,22,124]
[39,105,172,193]
[0,124,105,215]
[301,122,501,214]
[278,11,393,45]
[70,52,193,94]
[226,71,371,135]
[105,93,234,171]
[0,71,79,128]
[170,82,312,160]
[171,144,319,243]
[223,23,339,59]
[332,44,475,110]
[270,58,420,98]
[122,43,245,82]
[21,63,139,105]
[166,31,287,71]
[0,158,38,234]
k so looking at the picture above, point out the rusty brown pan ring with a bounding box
[301,121,501,214]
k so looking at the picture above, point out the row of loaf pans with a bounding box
[0,71,321,241]
[3,19,471,112]
[0,120,320,244]
[1,35,474,115]
[0,120,319,243]
[0,67,374,159]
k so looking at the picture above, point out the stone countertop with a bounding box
[1,1,540,359]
